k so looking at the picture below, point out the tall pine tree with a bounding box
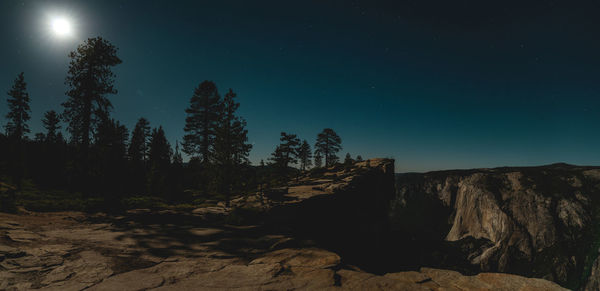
[5,72,31,139]
[63,37,122,149]
[298,140,312,171]
[93,117,129,196]
[182,81,221,163]
[168,140,185,201]
[42,110,61,143]
[148,126,172,196]
[62,37,121,192]
[213,89,252,198]
[314,151,323,168]
[128,117,151,162]
[314,128,342,167]
[269,132,300,169]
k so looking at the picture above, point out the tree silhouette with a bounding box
[148,126,172,196]
[344,152,353,166]
[213,89,252,198]
[314,151,323,168]
[172,140,183,165]
[5,72,30,139]
[314,128,342,167]
[270,132,300,169]
[94,117,129,196]
[62,37,121,192]
[298,140,312,171]
[168,140,185,201]
[63,37,122,148]
[42,110,62,143]
[36,110,67,189]
[128,117,151,163]
[126,117,151,195]
[4,72,31,189]
[356,155,363,162]
[182,80,221,163]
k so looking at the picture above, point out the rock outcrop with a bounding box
[393,163,600,289]
[585,253,600,291]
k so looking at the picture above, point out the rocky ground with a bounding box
[0,209,568,291]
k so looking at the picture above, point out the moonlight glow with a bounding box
[51,18,72,37]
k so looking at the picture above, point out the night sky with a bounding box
[1,0,600,172]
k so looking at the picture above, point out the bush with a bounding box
[0,189,17,213]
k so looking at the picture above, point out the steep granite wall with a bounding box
[393,164,600,289]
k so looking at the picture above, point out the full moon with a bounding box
[51,18,72,37]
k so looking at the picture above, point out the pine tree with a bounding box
[314,151,323,168]
[269,132,300,169]
[172,140,183,165]
[62,37,122,148]
[213,89,252,197]
[93,117,129,195]
[4,72,31,189]
[314,128,342,167]
[344,153,353,166]
[356,155,363,162]
[148,126,172,196]
[298,140,312,171]
[42,110,61,143]
[95,118,129,161]
[182,81,221,163]
[5,72,31,139]
[128,117,151,162]
[168,140,185,201]
[149,127,171,166]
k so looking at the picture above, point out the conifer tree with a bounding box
[298,140,312,171]
[128,117,151,162]
[168,140,185,201]
[148,126,172,196]
[5,72,31,139]
[172,140,183,165]
[149,127,171,170]
[356,155,363,162]
[314,151,323,168]
[62,37,122,148]
[182,81,221,163]
[4,72,31,189]
[269,132,300,169]
[314,128,342,167]
[94,117,129,195]
[42,110,61,143]
[213,89,252,197]
[344,153,353,166]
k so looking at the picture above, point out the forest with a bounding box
[0,37,359,213]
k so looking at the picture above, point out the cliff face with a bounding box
[393,164,600,289]
[586,254,600,291]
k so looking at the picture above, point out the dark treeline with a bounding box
[0,37,354,211]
